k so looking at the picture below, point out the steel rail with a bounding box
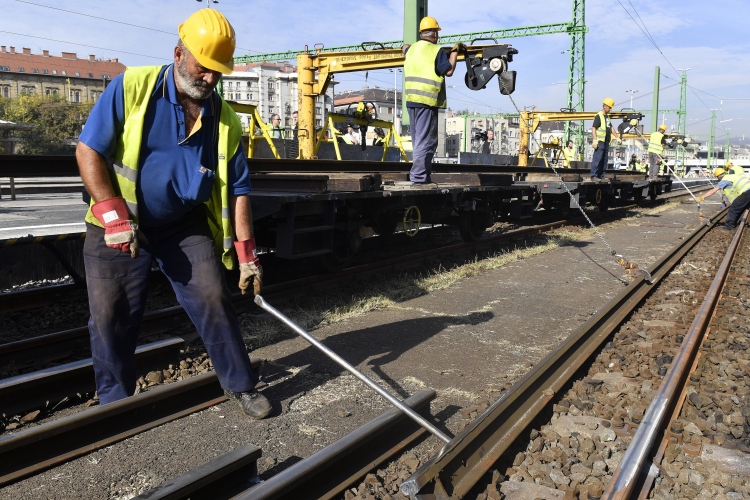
[399,210,728,499]
[133,444,263,500]
[134,390,436,500]
[0,356,262,485]
[601,209,748,499]
[0,191,703,369]
[0,372,227,485]
[0,337,184,417]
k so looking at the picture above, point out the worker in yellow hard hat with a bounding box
[697,167,750,230]
[75,9,272,419]
[590,97,622,181]
[401,16,461,187]
[647,124,668,181]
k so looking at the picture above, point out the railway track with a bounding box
[0,184,727,498]
[0,188,706,380]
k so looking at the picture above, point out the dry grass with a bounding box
[240,230,586,349]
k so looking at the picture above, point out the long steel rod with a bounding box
[254,295,451,443]
[602,209,748,499]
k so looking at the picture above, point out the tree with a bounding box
[0,94,93,154]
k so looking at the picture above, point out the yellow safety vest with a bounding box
[648,131,664,155]
[562,147,580,167]
[595,111,611,143]
[721,173,750,203]
[404,40,447,108]
[84,65,242,270]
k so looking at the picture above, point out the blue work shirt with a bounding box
[404,45,452,109]
[717,180,732,189]
[79,64,252,227]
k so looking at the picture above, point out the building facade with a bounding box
[0,46,125,102]
[223,62,334,133]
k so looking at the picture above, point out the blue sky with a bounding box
[4,0,749,141]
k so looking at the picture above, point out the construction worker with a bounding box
[725,160,743,175]
[647,124,667,180]
[75,9,271,419]
[562,140,580,168]
[590,97,621,181]
[402,16,460,187]
[269,114,285,139]
[697,167,750,230]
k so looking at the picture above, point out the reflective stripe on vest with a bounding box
[83,65,242,270]
[721,174,750,203]
[595,111,611,142]
[648,131,664,155]
[404,40,446,108]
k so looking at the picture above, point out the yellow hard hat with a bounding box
[419,16,441,32]
[603,97,615,108]
[179,9,236,75]
[726,161,733,167]
[714,167,727,177]
[659,124,667,131]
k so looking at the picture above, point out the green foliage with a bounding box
[0,94,93,154]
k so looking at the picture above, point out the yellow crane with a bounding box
[296,43,518,159]
[518,110,645,166]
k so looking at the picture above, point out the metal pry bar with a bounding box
[253,295,452,444]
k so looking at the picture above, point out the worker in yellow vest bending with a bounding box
[648,124,667,180]
[402,16,460,187]
[75,9,270,419]
[698,167,750,230]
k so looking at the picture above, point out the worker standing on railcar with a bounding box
[75,9,271,419]
[648,124,667,180]
[402,16,460,187]
[698,167,750,230]
[590,98,621,181]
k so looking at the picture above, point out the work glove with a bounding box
[91,196,141,258]
[450,43,466,53]
[234,238,263,296]
[696,196,705,203]
[593,142,599,150]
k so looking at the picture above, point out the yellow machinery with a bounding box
[296,43,518,159]
[529,137,574,168]
[228,102,282,159]
[316,112,409,161]
[519,110,645,166]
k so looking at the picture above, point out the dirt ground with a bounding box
[0,201,724,500]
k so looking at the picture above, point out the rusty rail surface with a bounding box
[399,209,727,499]
[601,210,748,499]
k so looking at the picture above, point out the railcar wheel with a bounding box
[459,210,485,242]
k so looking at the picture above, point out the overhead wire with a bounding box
[0,30,169,61]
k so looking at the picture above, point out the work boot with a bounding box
[224,388,272,419]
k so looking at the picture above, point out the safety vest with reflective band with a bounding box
[83,65,242,270]
[404,40,447,108]
[595,111,611,143]
[720,173,750,203]
[648,131,664,155]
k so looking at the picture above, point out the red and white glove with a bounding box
[91,197,140,258]
[234,238,263,296]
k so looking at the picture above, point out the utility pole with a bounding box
[651,67,660,133]
[564,0,587,155]
[725,129,731,162]
[677,69,689,167]
[707,110,716,170]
